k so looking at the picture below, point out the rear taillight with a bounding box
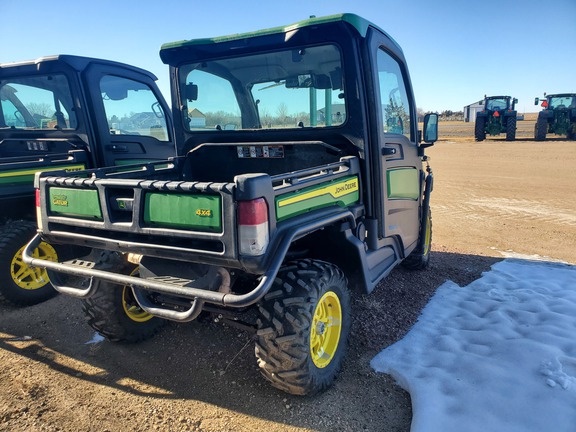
[238,198,269,256]
[35,188,43,231]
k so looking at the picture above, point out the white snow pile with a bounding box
[371,258,576,432]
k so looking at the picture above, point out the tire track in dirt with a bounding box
[433,198,576,226]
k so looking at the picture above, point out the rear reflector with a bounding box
[238,198,269,256]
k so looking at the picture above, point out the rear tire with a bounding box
[0,220,58,306]
[255,259,351,395]
[402,207,432,270]
[474,117,486,141]
[82,266,166,343]
[506,116,516,141]
[535,115,547,141]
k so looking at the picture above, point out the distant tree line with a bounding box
[418,108,464,121]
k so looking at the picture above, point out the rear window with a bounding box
[178,44,346,131]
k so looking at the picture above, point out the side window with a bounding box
[377,49,412,140]
[0,75,77,129]
[100,75,170,141]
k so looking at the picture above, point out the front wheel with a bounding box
[255,259,351,396]
[81,266,166,343]
[0,220,58,306]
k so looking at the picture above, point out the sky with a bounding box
[372,256,576,432]
[1,0,575,114]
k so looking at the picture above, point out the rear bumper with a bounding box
[23,208,356,309]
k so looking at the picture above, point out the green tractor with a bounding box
[534,93,576,141]
[474,95,518,141]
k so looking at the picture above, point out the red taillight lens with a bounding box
[35,189,41,207]
[542,101,548,108]
[238,198,268,225]
[238,198,269,256]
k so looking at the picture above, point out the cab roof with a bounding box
[0,55,157,80]
[160,13,401,59]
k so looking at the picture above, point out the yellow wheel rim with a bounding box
[423,213,432,255]
[122,287,154,322]
[121,268,154,323]
[11,242,58,290]
[310,291,342,369]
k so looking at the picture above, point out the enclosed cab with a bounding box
[25,15,437,395]
[0,55,174,305]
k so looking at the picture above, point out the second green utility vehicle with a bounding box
[0,55,174,306]
[25,14,438,395]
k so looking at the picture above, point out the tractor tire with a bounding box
[534,115,548,141]
[0,220,58,306]
[506,116,517,141]
[474,117,486,141]
[255,259,351,396]
[402,207,432,270]
[82,266,166,343]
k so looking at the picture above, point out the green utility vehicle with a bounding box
[534,93,576,140]
[0,55,174,305]
[24,15,438,395]
[474,95,518,141]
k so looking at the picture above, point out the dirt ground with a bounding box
[1,119,575,432]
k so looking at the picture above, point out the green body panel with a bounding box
[49,187,103,220]
[387,168,419,200]
[0,164,85,186]
[160,14,400,53]
[276,176,359,222]
[144,193,222,232]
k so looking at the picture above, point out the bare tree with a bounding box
[26,102,53,117]
[276,102,288,126]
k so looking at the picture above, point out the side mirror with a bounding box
[513,98,518,105]
[534,97,539,105]
[184,83,198,101]
[422,113,438,144]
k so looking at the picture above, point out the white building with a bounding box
[463,100,484,122]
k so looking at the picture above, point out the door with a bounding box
[83,64,175,168]
[374,47,421,252]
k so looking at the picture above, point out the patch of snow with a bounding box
[85,332,105,345]
[371,258,576,432]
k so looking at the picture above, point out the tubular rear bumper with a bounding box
[23,209,356,309]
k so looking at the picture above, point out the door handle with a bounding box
[382,147,397,156]
[106,144,128,153]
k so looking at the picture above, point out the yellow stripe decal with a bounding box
[278,177,359,207]
[0,164,86,178]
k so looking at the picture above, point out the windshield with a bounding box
[0,74,77,129]
[486,98,509,111]
[178,44,345,131]
[548,96,576,109]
